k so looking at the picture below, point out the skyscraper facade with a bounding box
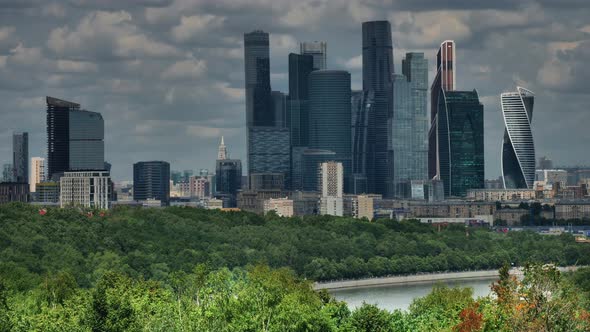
[429,41,456,180]
[46,96,104,181]
[436,90,484,197]
[287,53,314,147]
[247,126,291,187]
[133,161,171,206]
[244,31,273,127]
[215,159,242,207]
[309,70,352,191]
[351,90,374,194]
[30,157,45,192]
[319,161,344,216]
[391,53,429,197]
[12,132,28,183]
[501,87,535,189]
[300,41,327,70]
[271,91,286,127]
[362,21,394,196]
[1,164,13,182]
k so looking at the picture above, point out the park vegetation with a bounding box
[2,203,590,330]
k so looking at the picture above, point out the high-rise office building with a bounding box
[429,41,456,180]
[391,53,429,197]
[435,90,484,197]
[319,161,343,216]
[501,87,535,189]
[309,70,352,191]
[351,90,374,194]
[362,21,394,195]
[217,136,227,160]
[247,126,291,188]
[60,171,111,209]
[46,96,105,181]
[215,159,242,208]
[287,53,314,147]
[133,161,171,206]
[30,157,45,192]
[271,91,286,127]
[244,31,273,127]
[12,132,28,183]
[300,41,327,70]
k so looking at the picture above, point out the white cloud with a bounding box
[340,55,362,70]
[8,43,42,66]
[161,58,207,80]
[171,14,225,42]
[56,60,98,73]
[48,10,180,60]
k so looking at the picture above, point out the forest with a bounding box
[2,203,590,330]
[1,202,590,291]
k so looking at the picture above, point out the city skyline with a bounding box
[0,2,589,181]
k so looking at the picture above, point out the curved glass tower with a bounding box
[501,87,535,189]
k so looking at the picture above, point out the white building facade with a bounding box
[319,161,343,216]
[60,171,111,209]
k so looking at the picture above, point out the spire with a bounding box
[217,136,227,160]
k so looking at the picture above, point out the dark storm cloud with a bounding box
[0,0,588,180]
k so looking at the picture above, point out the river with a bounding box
[329,277,497,311]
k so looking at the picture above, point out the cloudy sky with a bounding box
[0,0,588,181]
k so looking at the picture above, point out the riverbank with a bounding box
[314,266,582,290]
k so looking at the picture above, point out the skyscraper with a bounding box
[1,164,13,182]
[133,161,171,206]
[362,21,394,195]
[30,157,45,192]
[217,136,227,160]
[300,41,327,70]
[244,31,273,127]
[12,132,28,183]
[271,91,286,127]
[247,126,291,188]
[501,87,535,189]
[215,159,242,208]
[309,70,352,191]
[319,161,343,216]
[351,90,374,194]
[436,90,484,197]
[46,96,104,181]
[391,53,429,197]
[429,41,456,180]
[287,53,314,147]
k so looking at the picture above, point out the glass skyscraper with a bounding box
[133,161,171,206]
[12,132,28,183]
[247,126,291,188]
[391,53,429,197]
[351,90,373,194]
[287,53,314,147]
[46,96,104,181]
[501,87,535,189]
[300,41,327,70]
[244,31,272,127]
[215,159,242,208]
[429,40,456,180]
[436,90,484,197]
[362,21,394,195]
[309,70,352,191]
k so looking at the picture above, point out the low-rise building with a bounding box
[291,191,319,216]
[207,198,223,210]
[0,182,29,203]
[466,189,537,202]
[263,197,294,217]
[555,201,590,220]
[34,182,60,203]
[408,201,496,218]
[418,215,493,227]
[237,189,286,214]
[494,208,529,225]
